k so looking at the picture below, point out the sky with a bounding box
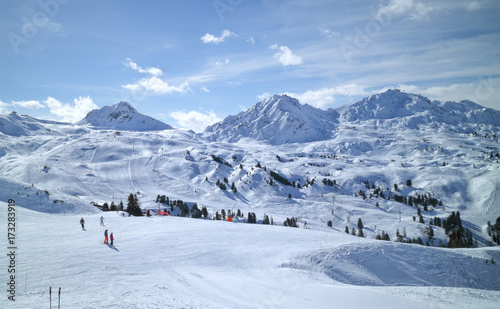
[1,0,499,132]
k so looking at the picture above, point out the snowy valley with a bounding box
[1,90,500,308]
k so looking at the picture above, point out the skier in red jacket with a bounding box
[104,229,109,244]
[110,232,114,246]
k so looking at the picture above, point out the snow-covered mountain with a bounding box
[0,112,65,137]
[203,94,339,144]
[78,101,173,131]
[338,89,500,130]
[205,90,500,145]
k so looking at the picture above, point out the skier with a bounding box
[110,232,114,246]
[100,216,104,226]
[80,218,85,229]
[104,229,109,244]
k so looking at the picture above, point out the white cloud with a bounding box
[247,37,255,44]
[285,84,369,108]
[200,86,210,93]
[318,27,340,38]
[122,76,189,95]
[215,58,230,66]
[201,30,236,44]
[123,58,189,95]
[11,100,44,109]
[376,0,433,21]
[0,99,10,114]
[43,96,98,123]
[270,44,303,66]
[466,1,481,11]
[257,92,272,101]
[124,58,162,76]
[169,110,221,132]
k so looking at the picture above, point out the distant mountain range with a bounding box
[2,90,498,141]
[203,90,500,144]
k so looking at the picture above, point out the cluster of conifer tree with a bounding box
[215,178,237,192]
[283,217,299,227]
[211,154,232,167]
[126,193,143,216]
[322,178,336,186]
[95,200,124,212]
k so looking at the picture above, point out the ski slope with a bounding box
[1,204,499,308]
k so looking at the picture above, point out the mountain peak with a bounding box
[203,94,338,144]
[338,89,500,128]
[78,102,173,131]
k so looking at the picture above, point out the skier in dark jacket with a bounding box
[104,229,109,244]
[80,218,85,229]
[110,232,114,246]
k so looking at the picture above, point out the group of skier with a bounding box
[79,216,115,247]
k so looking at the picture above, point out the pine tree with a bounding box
[351,227,356,235]
[262,214,270,225]
[357,227,364,238]
[191,203,201,218]
[345,226,349,234]
[357,218,364,230]
[126,194,143,216]
[126,193,135,214]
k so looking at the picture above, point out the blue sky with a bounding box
[1,0,499,131]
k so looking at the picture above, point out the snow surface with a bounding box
[1,90,500,307]
[1,205,499,308]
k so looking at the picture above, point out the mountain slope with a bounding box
[78,101,173,131]
[0,112,65,137]
[2,205,499,308]
[203,94,339,144]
